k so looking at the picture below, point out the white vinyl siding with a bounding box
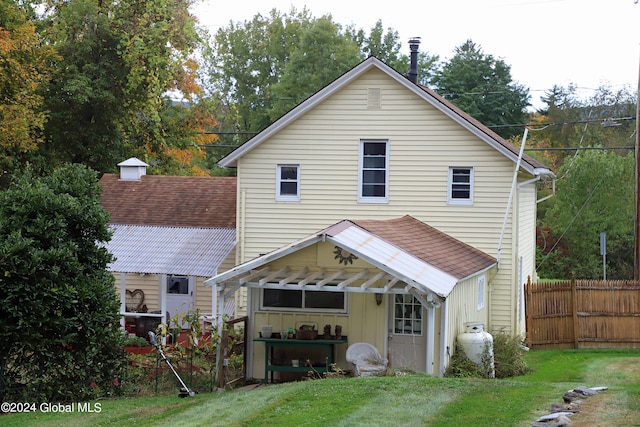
[276,164,300,201]
[358,140,389,203]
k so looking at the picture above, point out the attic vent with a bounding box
[367,88,381,109]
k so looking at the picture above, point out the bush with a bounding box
[492,331,531,378]
[444,330,531,379]
[444,342,490,378]
[0,164,126,402]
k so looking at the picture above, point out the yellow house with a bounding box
[206,54,554,379]
[99,159,239,336]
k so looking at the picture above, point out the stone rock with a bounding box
[534,385,607,425]
[566,400,583,411]
[549,403,570,412]
[555,414,572,425]
[573,386,598,396]
[563,391,583,403]
[536,412,576,422]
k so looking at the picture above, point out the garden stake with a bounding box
[148,331,195,398]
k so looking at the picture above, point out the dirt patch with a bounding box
[567,359,640,426]
[568,393,612,426]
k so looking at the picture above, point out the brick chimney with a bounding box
[408,37,421,84]
[117,157,149,181]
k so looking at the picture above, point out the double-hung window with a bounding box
[359,140,389,203]
[276,164,300,201]
[448,167,473,205]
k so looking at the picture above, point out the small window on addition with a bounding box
[448,167,473,205]
[276,164,300,201]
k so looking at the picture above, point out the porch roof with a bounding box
[105,224,236,277]
[205,216,496,300]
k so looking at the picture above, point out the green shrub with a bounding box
[492,330,531,378]
[0,164,126,402]
[444,342,488,378]
[444,330,531,379]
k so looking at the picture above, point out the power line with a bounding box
[487,116,636,130]
[524,146,634,151]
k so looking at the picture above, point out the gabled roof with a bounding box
[218,57,552,178]
[99,174,236,228]
[104,225,236,277]
[205,215,496,299]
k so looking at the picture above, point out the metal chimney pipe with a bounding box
[408,37,421,84]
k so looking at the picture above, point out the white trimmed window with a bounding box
[276,164,300,201]
[448,167,473,205]
[359,140,389,203]
[477,275,485,310]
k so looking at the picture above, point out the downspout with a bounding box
[497,128,528,267]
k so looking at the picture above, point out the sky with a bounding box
[192,0,640,109]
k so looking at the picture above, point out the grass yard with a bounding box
[3,349,640,426]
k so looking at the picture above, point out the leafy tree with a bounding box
[205,9,437,153]
[0,163,124,402]
[206,7,317,136]
[348,22,439,86]
[268,16,363,120]
[432,39,530,139]
[537,149,634,279]
[0,0,55,183]
[38,0,206,174]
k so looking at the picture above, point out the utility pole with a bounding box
[634,0,640,279]
[632,1,640,280]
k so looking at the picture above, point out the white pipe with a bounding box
[438,299,449,377]
[497,128,528,267]
[120,273,127,329]
[426,302,435,375]
[517,176,539,188]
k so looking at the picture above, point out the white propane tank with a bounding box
[457,322,495,378]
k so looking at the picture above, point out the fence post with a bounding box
[571,278,579,349]
[525,276,532,345]
[217,327,229,389]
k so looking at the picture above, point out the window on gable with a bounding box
[359,140,388,203]
[276,164,300,201]
[448,167,473,205]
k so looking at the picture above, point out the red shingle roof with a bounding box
[351,215,496,280]
[98,174,236,228]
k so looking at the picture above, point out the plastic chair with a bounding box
[346,342,388,376]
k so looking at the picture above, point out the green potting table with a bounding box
[254,337,347,384]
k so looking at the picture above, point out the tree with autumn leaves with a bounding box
[0,0,216,177]
[0,2,55,183]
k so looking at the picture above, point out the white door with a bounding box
[388,294,426,371]
[166,276,194,329]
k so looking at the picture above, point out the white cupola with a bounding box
[117,157,149,181]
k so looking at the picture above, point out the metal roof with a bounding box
[105,225,236,277]
[326,224,458,298]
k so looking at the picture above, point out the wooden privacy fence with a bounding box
[525,278,640,349]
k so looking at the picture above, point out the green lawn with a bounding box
[3,349,640,426]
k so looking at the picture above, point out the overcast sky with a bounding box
[192,0,640,109]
